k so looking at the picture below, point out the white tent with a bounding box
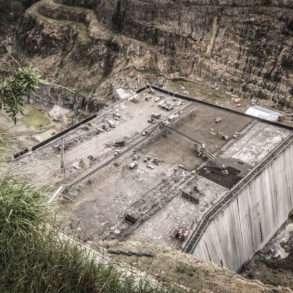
[245,105,281,122]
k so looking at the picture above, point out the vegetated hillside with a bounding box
[13,0,293,106]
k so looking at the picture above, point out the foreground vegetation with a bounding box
[0,178,174,293]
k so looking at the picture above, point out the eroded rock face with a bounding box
[16,0,293,104]
[96,0,293,102]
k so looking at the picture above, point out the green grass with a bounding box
[175,262,197,277]
[21,105,50,129]
[0,178,177,293]
[0,134,8,159]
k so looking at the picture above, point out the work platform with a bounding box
[4,86,292,259]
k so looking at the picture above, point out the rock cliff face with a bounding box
[103,0,293,104]
[16,0,293,105]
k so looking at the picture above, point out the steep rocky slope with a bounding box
[17,0,163,103]
[16,0,293,106]
[97,240,292,292]
[242,218,293,290]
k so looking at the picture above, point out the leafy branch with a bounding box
[0,66,41,123]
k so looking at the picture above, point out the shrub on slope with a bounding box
[0,179,175,293]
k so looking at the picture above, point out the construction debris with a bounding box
[81,125,91,131]
[113,112,121,120]
[215,117,222,124]
[88,155,96,162]
[71,163,78,171]
[222,169,230,175]
[152,158,160,166]
[106,119,116,128]
[114,139,126,147]
[233,132,241,139]
[132,154,140,161]
[129,96,139,104]
[194,143,206,157]
[129,162,138,170]
[168,113,179,122]
[146,163,154,170]
[125,214,138,224]
[158,101,175,111]
[173,228,189,241]
[209,128,217,136]
[151,113,161,120]
[181,188,200,204]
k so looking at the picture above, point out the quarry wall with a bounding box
[186,135,293,271]
[16,0,293,104]
[95,0,293,104]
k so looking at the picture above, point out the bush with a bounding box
[0,67,41,122]
[0,178,175,293]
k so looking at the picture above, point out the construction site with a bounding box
[1,84,293,271]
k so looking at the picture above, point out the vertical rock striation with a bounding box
[16,0,293,103]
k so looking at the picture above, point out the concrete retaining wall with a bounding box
[190,138,293,271]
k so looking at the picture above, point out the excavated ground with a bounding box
[59,95,251,246]
[2,86,290,259]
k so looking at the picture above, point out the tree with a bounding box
[0,66,41,123]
